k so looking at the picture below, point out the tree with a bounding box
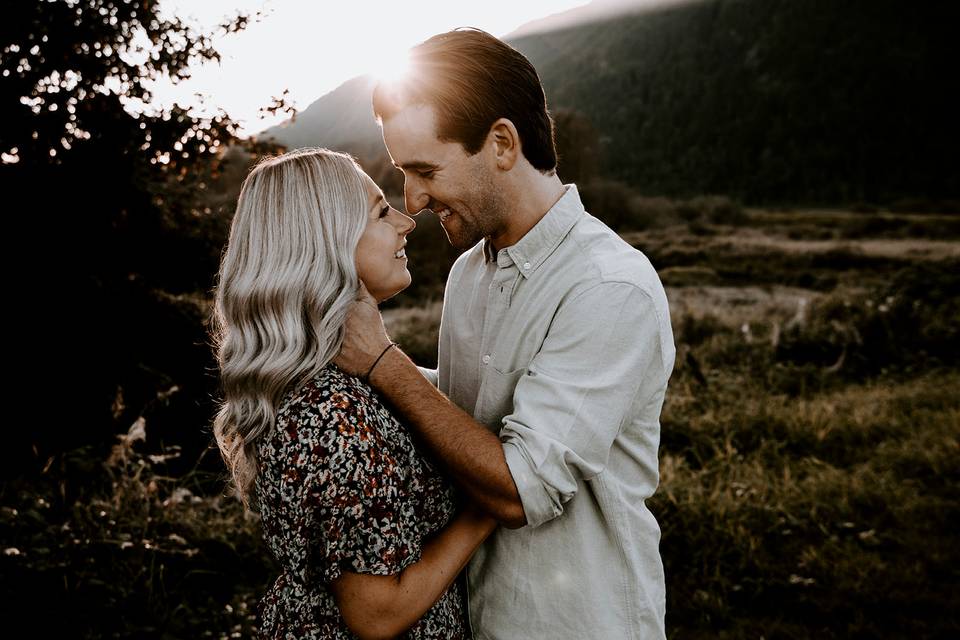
[553,108,600,186]
[1,0,282,476]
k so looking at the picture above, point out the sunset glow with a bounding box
[149,0,591,136]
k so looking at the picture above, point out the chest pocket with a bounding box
[475,366,527,432]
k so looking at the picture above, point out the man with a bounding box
[336,28,675,639]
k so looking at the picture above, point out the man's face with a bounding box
[381,104,507,250]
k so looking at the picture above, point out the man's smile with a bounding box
[429,200,455,221]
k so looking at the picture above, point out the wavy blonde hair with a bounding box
[211,148,368,511]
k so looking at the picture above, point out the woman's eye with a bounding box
[379,205,390,218]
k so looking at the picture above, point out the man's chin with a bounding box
[443,226,482,251]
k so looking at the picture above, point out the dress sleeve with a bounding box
[275,387,424,584]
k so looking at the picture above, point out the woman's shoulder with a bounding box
[262,365,373,454]
[259,363,413,497]
[278,364,366,416]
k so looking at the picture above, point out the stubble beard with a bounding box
[445,170,508,251]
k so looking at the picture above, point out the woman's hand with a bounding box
[335,283,393,377]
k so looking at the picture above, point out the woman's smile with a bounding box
[356,172,416,301]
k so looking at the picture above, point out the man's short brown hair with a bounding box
[373,28,558,174]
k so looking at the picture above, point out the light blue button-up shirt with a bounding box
[427,185,675,639]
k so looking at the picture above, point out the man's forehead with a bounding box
[382,105,460,171]
[381,104,446,164]
[384,102,438,131]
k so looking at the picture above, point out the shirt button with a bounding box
[523,262,531,270]
[482,354,491,365]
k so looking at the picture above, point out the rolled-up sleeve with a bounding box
[417,366,439,387]
[500,281,665,527]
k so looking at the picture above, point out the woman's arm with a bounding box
[330,505,496,640]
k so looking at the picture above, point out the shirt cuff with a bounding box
[502,441,564,528]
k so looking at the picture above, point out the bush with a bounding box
[580,179,657,230]
[580,180,748,232]
[774,260,960,377]
[849,202,880,214]
[678,195,748,226]
[889,198,960,214]
[0,435,273,638]
[654,373,960,638]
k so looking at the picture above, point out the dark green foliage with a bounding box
[776,261,960,376]
[579,179,744,231]
[0,441,274,638]
[1,1,285,475]
[261,1,958,206]
[554,108,600,185]
[512,0,960,204]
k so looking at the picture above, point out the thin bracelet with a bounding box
[364,342,397,382]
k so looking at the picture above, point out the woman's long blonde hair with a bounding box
[211,148,368,511]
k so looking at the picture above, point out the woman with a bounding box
[211,148,495,639]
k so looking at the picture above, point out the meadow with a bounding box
[1,203,957,639]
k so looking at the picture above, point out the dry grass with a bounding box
[3,206,957,638]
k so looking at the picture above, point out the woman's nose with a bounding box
[398,211,416,235]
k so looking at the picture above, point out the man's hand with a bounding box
[334,284,393,377]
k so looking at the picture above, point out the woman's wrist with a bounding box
[363,342,397,381]
[367,342,409,388]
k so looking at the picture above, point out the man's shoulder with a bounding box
[559,214,676,373]
[563,213,665,299]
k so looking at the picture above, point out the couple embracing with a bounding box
[212,28,674,640]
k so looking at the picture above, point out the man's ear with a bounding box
[488,118,520,171]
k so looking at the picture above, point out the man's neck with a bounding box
[490,172,566,251]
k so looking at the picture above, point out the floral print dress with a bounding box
[255,364,469,639]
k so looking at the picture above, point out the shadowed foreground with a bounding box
[2,207,958,639]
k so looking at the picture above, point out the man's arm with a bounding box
[370,348,526,527]
[335,288,526,527]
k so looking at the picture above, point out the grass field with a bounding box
[2,207,957,638]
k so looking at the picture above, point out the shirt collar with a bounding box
[483,184,585,277]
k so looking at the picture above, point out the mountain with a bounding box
[259,75,383,161]
[259,0,958,204]
[504,0,697,38]
[257,0,693,162]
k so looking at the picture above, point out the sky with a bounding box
[149,0,592,137]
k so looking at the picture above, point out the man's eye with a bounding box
[418,170,435,179]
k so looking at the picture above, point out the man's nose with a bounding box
[404,182,429,216]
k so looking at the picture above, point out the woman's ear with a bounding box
[488,118,520,171]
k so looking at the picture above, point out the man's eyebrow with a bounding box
[393,160,439,171]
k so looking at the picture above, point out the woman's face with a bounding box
[356,172,417,302]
